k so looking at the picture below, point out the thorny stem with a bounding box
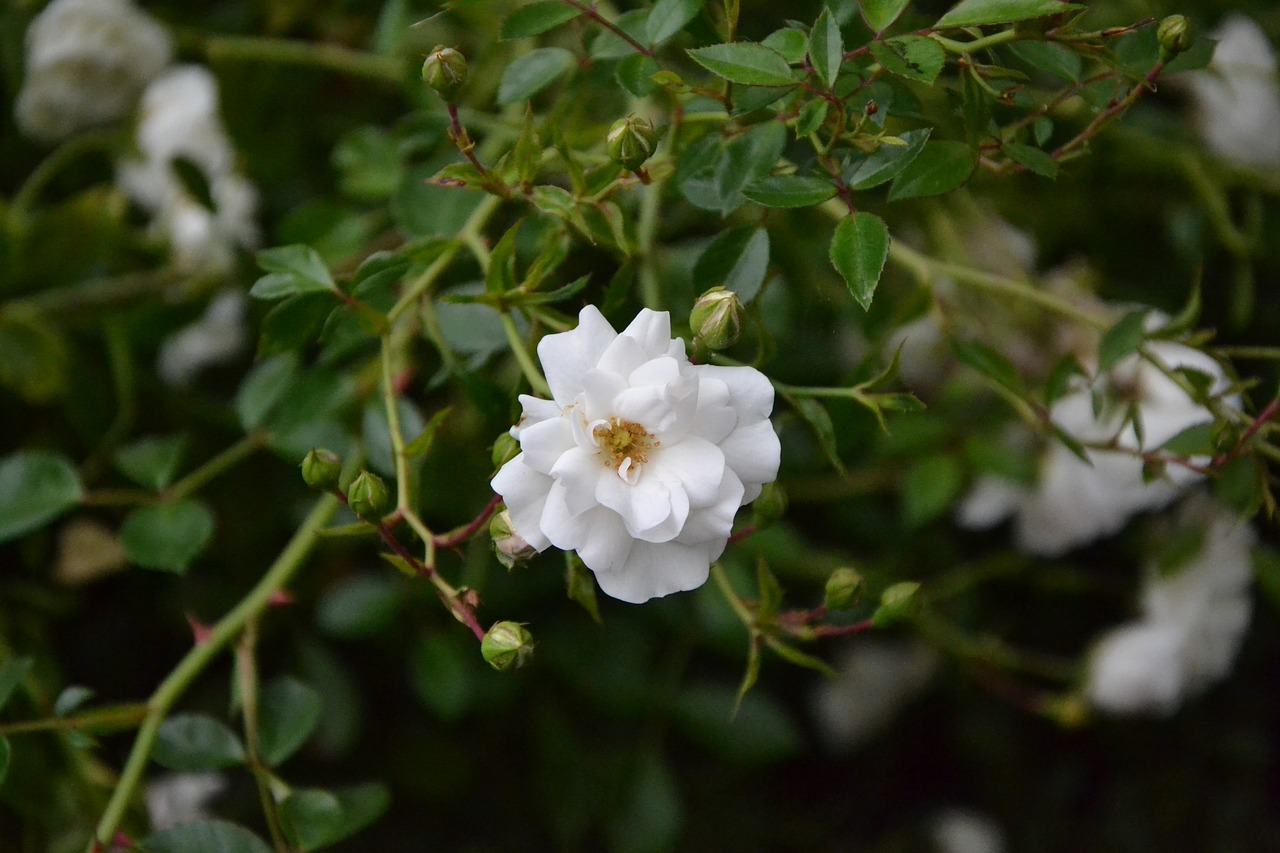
[447,103,506,194]
[434,494,503,549]
[88,492,341,850]
[237,621,289,853]
[560,0,654,57]
[0,703,149,737]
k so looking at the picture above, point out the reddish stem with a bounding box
[561,0,654,57]
[434,493,503,549]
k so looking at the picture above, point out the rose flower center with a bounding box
[590,417,657,483]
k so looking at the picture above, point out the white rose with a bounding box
[491,306,781,603]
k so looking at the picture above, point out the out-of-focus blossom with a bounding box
[958,338,1235,556]
[1188,15,1280,168]
[491,306,780,603]
[54,517,127,585]
[144,771,225,830]
[117,66,260,274]
[1086,497,1254,715]
[15,0,172,142]
[156,291,248,386]
[930,808,1006,853]
[811,640,937,751]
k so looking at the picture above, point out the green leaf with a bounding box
[497,47,576,104]
[686,43,797,87]
[794,98,828,137]
[500,1,581,39]
[861,0,911,32]
[53,685,94,716]
[677,121,787,215]
[1004,141,1059,178]
[871,36,946,84]
[279,785,389,851]
[809,7,843,87]
[1007,40,1081,82]
[693,226,771,302]
[936,0,1083,29]
[485,221,521,295]
[615,53,662,97]
[234,354,299,432]
[0,658,33,713]
[139,819,273,853]
[316,574,404,639]
[887,141,976,200]
[647,0,706,46]
[1161,422,1215,457]
[589,8,650,59]
[121,499,215,574]
[251,245,336,299]
[790,396,846,474]
[258,677,322,767]
[0,451,83,543]
[1098,309,1148,372]
[404,407,453,459]
[950,338,1022,392]
[114,435,187,491]
[0,736,9,786]
[761,27,808,64]
[153,713,247,771]
[902,455,965,526]
[566,551,603,624]
[843,127,931,190]
[0,306,69,403]
[332,126,402,200]
[829,212,891,311]
[741,174,836,208]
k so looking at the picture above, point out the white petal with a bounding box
[619,309,674,358]
[595,466,688,542]
[651,436,725,507]
[955,476,1022,530]
[518,415,575,474]
[675,468,744,547]
[717,419,780,503]
[596,334,650,378]
[593,539,713,603]
[1086,622,1188,715]
[581,369,628,421]
[538,306,617,406]
[549,447,608,517]
[690,376,736,443]
[541,489,634,571]
[696,363,774,422]
[490,455,552,551]
[514,395,563,432]
[612,376,697,438]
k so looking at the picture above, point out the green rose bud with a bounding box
[870,580,921,628]
[490,509,536,570]
[1157,15,1193,60]
[606,114,658,171]
[423,45,467,101]
[750,481,788,528]
[346,469,391,521]
[491,432,520,469]
[300,448,342,490]
[481,621,534,670]
[823,567,865,611]
[690,286,744,352]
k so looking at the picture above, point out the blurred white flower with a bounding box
[145,771,225,830]
[811,639,937,751]
[156,291,248,386]
[1086,497,1255,715]
[958,339,1234,556]
[1188,15,1280,168]
[117,66,260,274]
[930,808,1006,853]
[15,0,172,142]
[491,306,780,603]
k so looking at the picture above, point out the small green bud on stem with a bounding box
[1157,15,1193,61]
[423,45,467,101]
[824,567,865,611]
[606,114,658,172]
[300,448,342,490]
[750,481,788,528]
[491,432,520,469]
[870,580,921,628]
[481,621,534,670]
[490,509,536,569]
[691,286,744,353]
[346,469,391,521]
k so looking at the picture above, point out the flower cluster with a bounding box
[1085,497,1255,715]
[958,334,1236,556]
[14,0,172,142]
[491,306,780,603]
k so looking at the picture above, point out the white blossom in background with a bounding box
[117,65,260,274]
[145,771,225,830]
[930,809,1006,853]
[14,0,172,142]
[156,291,248,386]
[811,640,937,751]
[957,337,1235,556]
[1086,497,1255,715]
[491,306,780,603]
[1188,15,1280,168]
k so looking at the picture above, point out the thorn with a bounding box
[186,614,212,645]
[268,590,296,607]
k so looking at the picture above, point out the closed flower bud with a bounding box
[824,567,865,610]
[690,286,744,352]
[481,621,534,670]
[871,581,920,628]
[300,448,342,490]
[346,470,390,520]
[606,114,658,171]
[423,46,467,101]
[491,432,520,469]
[1157,15,1193,60]
[751,481,788,528]
[491,510,536,569]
